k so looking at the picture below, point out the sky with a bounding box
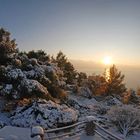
[0,0,140,66]
[0,0,140,88]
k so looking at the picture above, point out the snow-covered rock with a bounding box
[101,96,122,106]
[67,95,99,117]
[31,126,44,136]
[11,100,78,128]
[79,87,92,98]
[31,126,44,140]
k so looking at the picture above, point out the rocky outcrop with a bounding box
[11,99,78,129]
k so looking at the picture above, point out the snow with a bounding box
[0,113,10,127]
[0,126,34,140]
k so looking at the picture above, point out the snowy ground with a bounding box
[0,126,104,140]
[0,96,140,140]
[0,126,34,140]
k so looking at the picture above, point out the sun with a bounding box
[102,56,112,65]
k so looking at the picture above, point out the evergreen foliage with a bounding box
[55,51,77,84]
[27,50,50,62]
[0,28,17,65]
[105,65,126,95]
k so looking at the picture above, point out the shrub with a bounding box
[122,89,139,104]
[87,75,107,96]
[48,85,68,101]
[108,105,140,138]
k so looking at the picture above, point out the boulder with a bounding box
[11,100,78,129]
[79,87,92,98]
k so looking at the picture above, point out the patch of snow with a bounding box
[0,126,33,140]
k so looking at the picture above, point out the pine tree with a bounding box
[27,50,50,62]
[77,72,87,86]
[0,28,17,65]
[105,65,126,95]
[55,51,77,84]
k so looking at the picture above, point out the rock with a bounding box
[11,100,78,129]
[31,126,44,139]
[31,126,44,136]
[103,96,122,106]
[79,87,92,98]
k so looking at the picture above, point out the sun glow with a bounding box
[102,56,112,65]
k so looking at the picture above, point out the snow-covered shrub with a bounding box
[108,105,140,138]
[86,75,107,96]
[45,63,66,87]
[19,79,51,99]
[103,96,122,106]
[96,105,108,115]
[129,90,139,104]
[12,59,22,68]
[23,65,45,80]
[0,65,7,82]
[6,68,25,82]
[48,85,68,101]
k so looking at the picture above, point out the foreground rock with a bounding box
[11,100,78,129]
